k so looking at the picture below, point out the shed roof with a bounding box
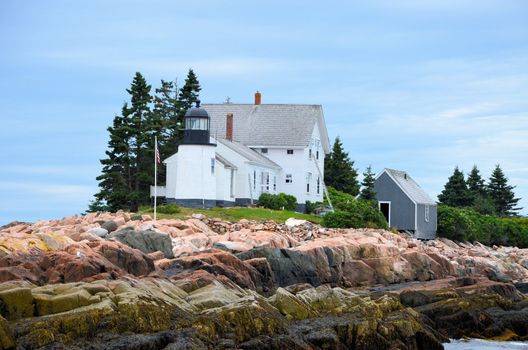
[381,168,436,205]
[203,103,330,153]
[217,138,281,169]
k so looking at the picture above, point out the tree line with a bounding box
[89,70,202,212]
[438,165,522,217]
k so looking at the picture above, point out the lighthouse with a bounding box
[171,101,217,208]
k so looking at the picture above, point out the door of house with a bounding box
[379,201,390,226]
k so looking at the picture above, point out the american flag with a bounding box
[155,144,161,164]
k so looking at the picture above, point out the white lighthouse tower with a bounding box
[168,101,217,208]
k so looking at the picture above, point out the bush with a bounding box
[437,204,528,247]
[258,193,297,211]
[322,199,388,229]
[156,204,181,214]
[305,201,323,214]
[324,187,355,208]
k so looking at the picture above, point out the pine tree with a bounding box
[466,165,494,214]
[360,165,376,201]
[153,80,181,161]
[177,69,201,118]
[438,167,471,207]
[324,137,360,195]
[126,72,153,212]
[466,165,487,202]
[94,104,133,211]
[487,165,522,217]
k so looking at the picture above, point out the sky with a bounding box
[0,0,527,224]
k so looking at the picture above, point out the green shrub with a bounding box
[156,204,181,214]
[324,187,355,208]
[437,204,528,247]
[258,193,297,211]
[305,201,322,214]
[322,199,388,229]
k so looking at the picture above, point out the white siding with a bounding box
[261,123,325,204]
[174,145,217,200]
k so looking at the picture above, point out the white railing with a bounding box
[150,186,166,197]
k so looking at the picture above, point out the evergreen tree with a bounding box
[487,165,522,217]
[153,79,181,161]
[438,167,471,207]
[177,69,201,118]
[466,165,487,203]
[324,137,360,195]
[94,104,133,211]
[466,165,494,214]
[359,165,376,201]
[126,72,153,212]
[86,197,109,213]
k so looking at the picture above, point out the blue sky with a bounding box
[0,0,527,224]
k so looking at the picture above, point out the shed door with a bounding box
[379,201,391,226]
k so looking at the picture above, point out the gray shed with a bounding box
[373,168,437,239]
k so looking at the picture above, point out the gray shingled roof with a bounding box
[203,104,330,153]
[217,139,280,169]
[384,169,436,205]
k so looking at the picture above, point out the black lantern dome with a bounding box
[183,100,212,145]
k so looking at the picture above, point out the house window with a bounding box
[317,176,320,194]
[306,172,312,193]
[316,150,319,160]
[425,205,430,223]
[308,149,312,159]
[253,170,256,190]
[260,171,270,192]
[273,176,277,191]
[261,148,268,154]
[287,149,294,155]
[285,174,292,183]
[211,158,215,174]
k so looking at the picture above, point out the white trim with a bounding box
[247,145,305,149]
[414,203,418,231]
[378,201,391,227]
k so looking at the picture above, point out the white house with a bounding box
[151,92,330,212]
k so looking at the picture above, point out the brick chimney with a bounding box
[254,91,261,105]
[226,113,233,141]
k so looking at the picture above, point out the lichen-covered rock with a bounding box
[0,286,33,320]
[0,316,15,349]
[268,287,317,320]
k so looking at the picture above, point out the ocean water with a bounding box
[444,339,528,349]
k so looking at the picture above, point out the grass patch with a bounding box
[138,206,322,224]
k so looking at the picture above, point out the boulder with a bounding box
[101,220,118,233]
[239,247,321,288]
[87,227,108,238]
[109,228,174,258]
[0,286,34,320]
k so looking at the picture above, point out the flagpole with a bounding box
[154,135,157,223]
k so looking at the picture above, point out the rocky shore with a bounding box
[1,211,528,349]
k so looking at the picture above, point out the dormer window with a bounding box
[287,149,294,155]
